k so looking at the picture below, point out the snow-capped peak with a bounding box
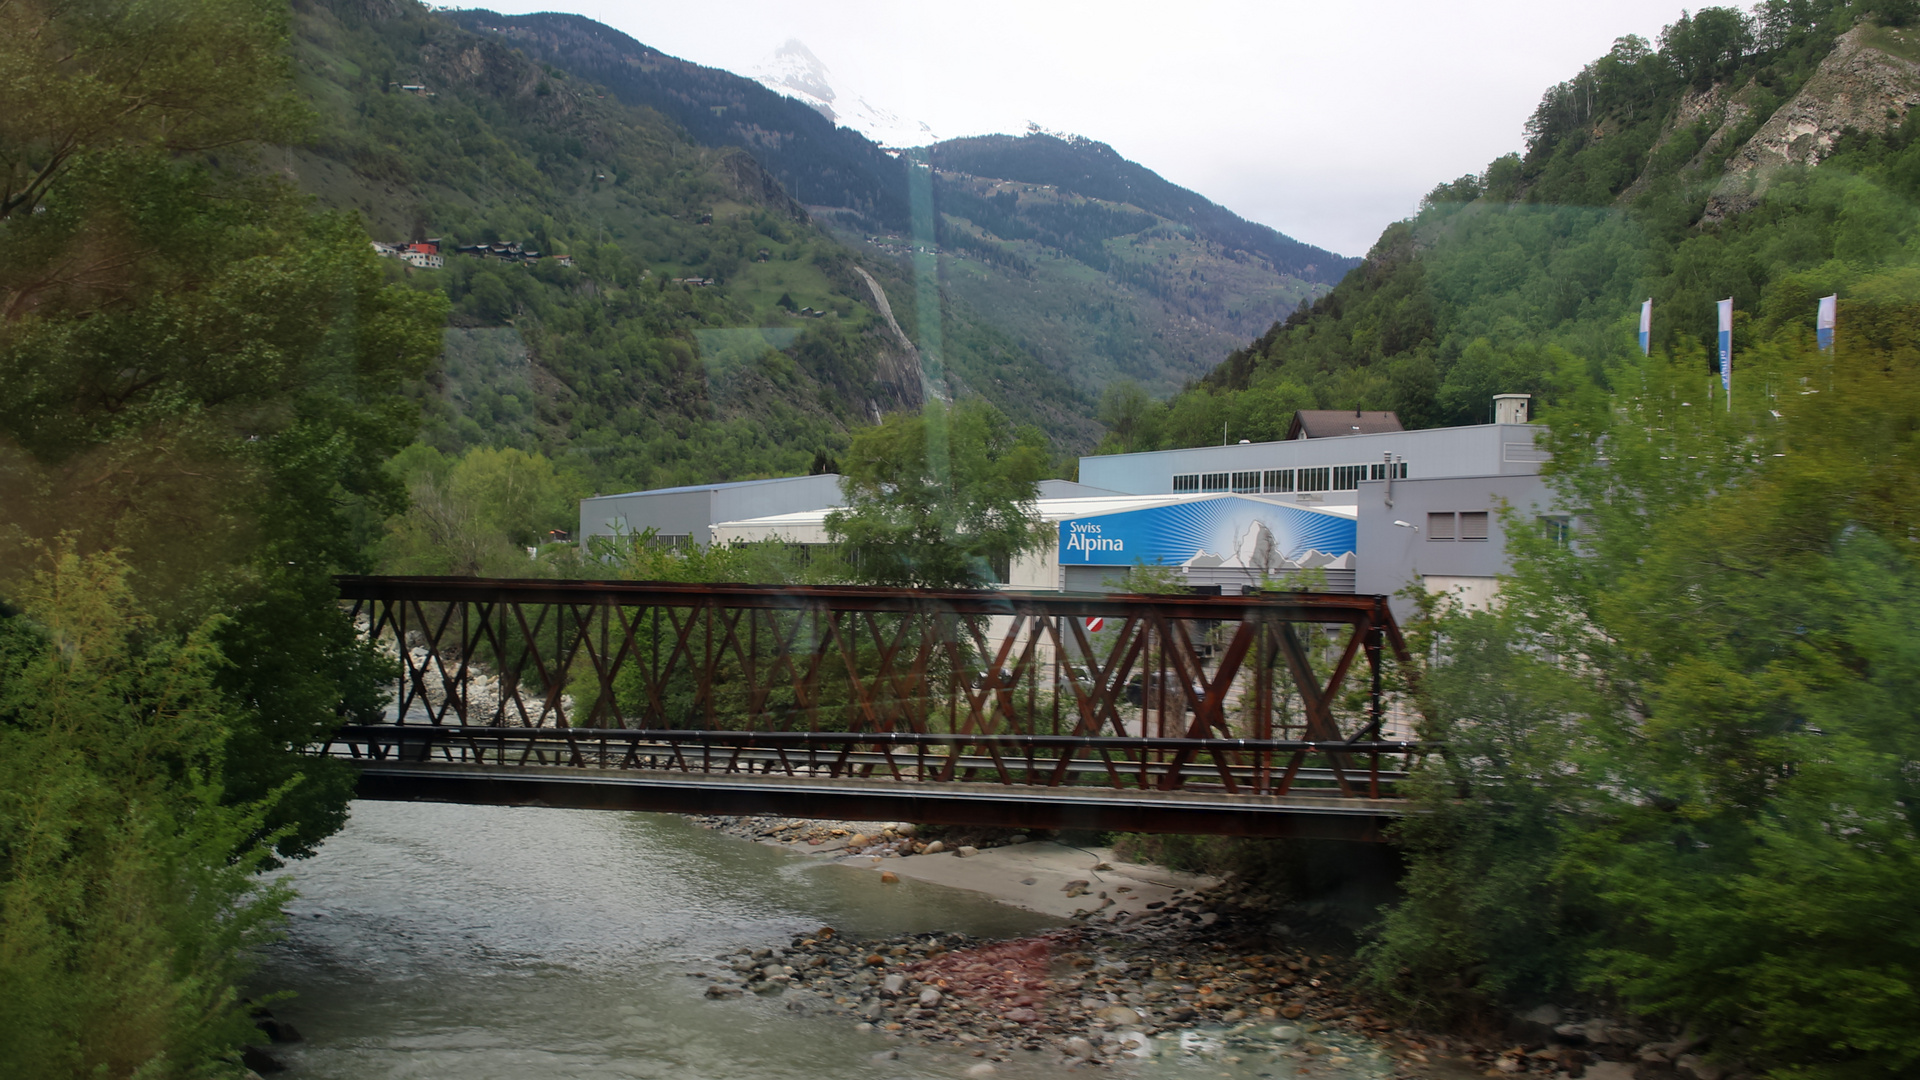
[757,39,837,110]
[752,38,938,150]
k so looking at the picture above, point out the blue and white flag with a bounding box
[1717,298,1733,407]
[1639,298,1652,355]
[1817,294,1837,351]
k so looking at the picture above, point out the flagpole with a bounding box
[1717,298,1733,412]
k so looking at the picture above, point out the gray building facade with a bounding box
[1077,404,1563,613]
[1354,472,1556,620]
[578,474,846,548]
[1077,422,1548,503]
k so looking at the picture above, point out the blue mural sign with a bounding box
[1057,497,1355,567]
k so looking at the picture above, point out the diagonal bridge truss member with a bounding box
[332,576,1427,806]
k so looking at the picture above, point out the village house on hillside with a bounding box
[398,241,443,269]
[453,240,549,264]
[371,236,572,270]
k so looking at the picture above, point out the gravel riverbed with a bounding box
[681,814,1689,1079]
[682,814,1474,1077]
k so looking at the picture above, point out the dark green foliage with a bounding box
[377,443,586,575]
[1,0,448,864]
[1362,300,1920,1074]
[827,400,1053,588]
[1358,602,1599,1021]
[0,549,292,1079]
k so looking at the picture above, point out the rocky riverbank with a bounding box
[685,814,1445,1075]
[691,923,1412,1075]
[686,814,1726,1080]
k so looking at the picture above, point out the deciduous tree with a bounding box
[827,400,1051,588]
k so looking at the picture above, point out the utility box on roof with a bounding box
[1492,394,1531,424]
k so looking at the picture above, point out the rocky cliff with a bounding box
[1708,24,1920,217]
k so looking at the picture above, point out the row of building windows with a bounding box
[1172,461,1408,495]
[1427,511,1489,541]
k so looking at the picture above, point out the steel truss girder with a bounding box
[336,576,1422,803]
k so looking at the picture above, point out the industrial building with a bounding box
[577,473,846,549]
[1074,395,1554,615]
[575,396,1557,617]
[578,478,1119,550]
[710,492,1359,593]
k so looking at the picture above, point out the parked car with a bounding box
[1123,671,1202,710]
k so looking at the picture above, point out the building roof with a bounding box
[1036,479,1122,499]
[1286,410,1404,440]
[713,492,1355,532]
[589,474,840,500]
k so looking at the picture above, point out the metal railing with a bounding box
[323,725,1432,799]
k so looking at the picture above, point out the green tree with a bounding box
[1095,378,1159,453]
[826,400,1052,588]
[1364,316,1920,1075]
[0,0,448,860]
[0,0,304,223]
[0,547,291,1079]
[378,444,585,576]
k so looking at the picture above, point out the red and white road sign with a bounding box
[1085,616,1104,632]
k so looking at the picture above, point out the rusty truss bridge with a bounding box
[327,577,1430,840]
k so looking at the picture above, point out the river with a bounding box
[255,802,1396,1079]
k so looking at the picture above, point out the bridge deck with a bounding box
[348,760,1409,842]
[326,725,1420,841]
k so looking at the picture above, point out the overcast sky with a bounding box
[465,0,1689,257]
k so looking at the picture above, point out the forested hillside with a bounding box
[929,134,1353,283]
[1109,1,1920,448]
[289,0,938,492]
[439,9,1347,402]
[897,135,1350,396]
[1098,8,1920,1073]
[446,10,914,228]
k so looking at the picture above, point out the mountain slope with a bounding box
[447,9,914,229]
[929,133,1357,284]
[1112,5,1920,449]
[289,0,927,490]
[881,134,1358,395]
[439,9,1348,405]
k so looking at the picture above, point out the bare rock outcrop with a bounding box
[1706,25,1920,219]
[851,266,935,410]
